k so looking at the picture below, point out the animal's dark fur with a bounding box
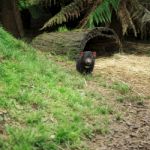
[76,51,96,74]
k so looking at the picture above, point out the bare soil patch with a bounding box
[88,101,150,150]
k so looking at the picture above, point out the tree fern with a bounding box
[19,0,149,39]
[41,0,92,29]
[87,0,120,28]
[19,0,120,29]
[40,0,120,29]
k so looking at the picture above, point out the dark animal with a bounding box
[76,51,96,74]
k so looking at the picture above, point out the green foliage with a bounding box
[87,0,120,28]
[18,0,52,9]
[57,26,69,32]
[111,81,131,94]
[18,0,32,9]
[96,105,113,115]
[41,0,91,29]
[41,0,120,29]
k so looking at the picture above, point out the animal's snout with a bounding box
[85,58,92,65]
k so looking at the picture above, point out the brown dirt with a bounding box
[88,102,150,150]
[87,42,150,150]
[0,109,7,139]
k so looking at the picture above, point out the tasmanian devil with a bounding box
[76,51,96,74]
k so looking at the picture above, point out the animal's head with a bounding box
[80,51,96,65]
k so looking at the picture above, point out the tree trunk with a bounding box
[1,0,24,38]
[109,11,123,41]
[32,27,121,59]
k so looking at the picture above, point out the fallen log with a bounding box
[32,27,121,59]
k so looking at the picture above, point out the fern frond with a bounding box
[86,0,120,28]
[127,0,150,38]
[41,0,92,29]
[118,0,137,36]
[19,0,59,6]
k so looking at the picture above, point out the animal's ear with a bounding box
[92,51,96,57]
[80,51,84,56]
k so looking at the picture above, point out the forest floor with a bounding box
[88,42,150,150]
[55,41,150,150]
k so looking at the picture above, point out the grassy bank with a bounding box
[0,28,114,150]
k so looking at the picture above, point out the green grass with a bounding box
[116,95,144,105]
[0,28,113,150]
[110,81,131,94]
[57,26,69,32]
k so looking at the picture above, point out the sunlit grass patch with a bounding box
[110,81,131,94]
[95,105,113,115]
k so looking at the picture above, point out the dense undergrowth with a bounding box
[0,28,114,150]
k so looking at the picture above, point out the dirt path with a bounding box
[87,43,150,150]
[88,101,150,150]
